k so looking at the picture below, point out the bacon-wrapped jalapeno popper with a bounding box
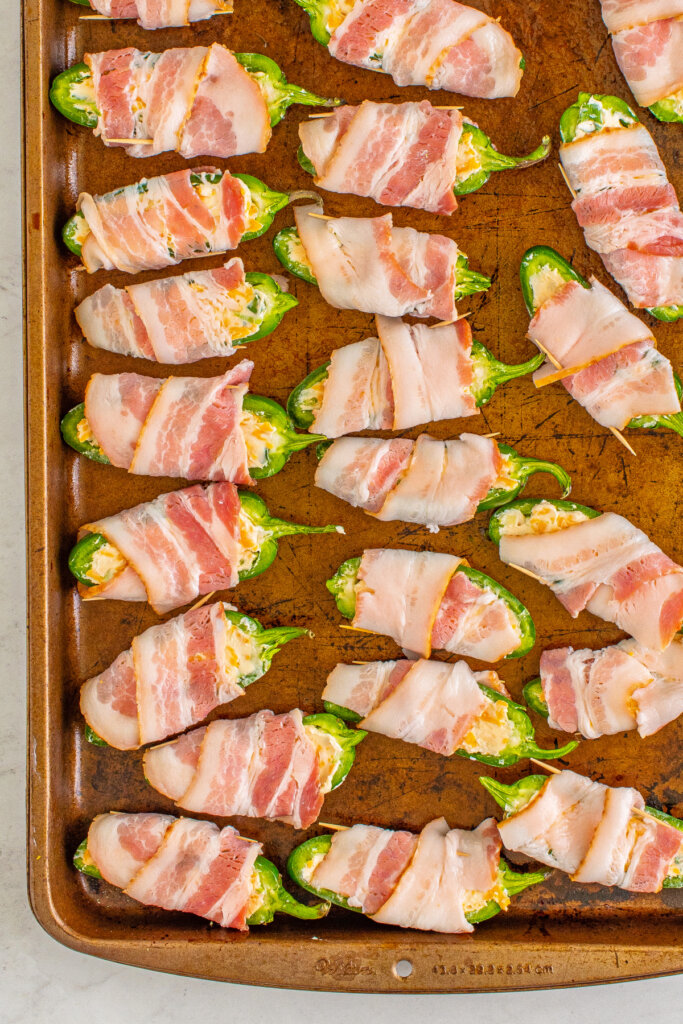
[520,246,683,438]
[81,602,308,749]
[524,636,683,740]
[61,364,324,482]
[327,549,534,662]
[489,498,683,652]
[51,48,340,158]
[322,658,578,766]
[287,817,547,933]
[558,93,683,321]
[598,0,683,122]
[315,433,571,530]
[273,204,490,320]
[297,102,549,214]
[143,710,366,828]
[69,484,342,614]
[68,0,233,29]
[74,813,329,930]
[292,0,525,99]
[63,168,289,274]
[75,260,296,364]
[481,769,683,892]
[287,316,543,437]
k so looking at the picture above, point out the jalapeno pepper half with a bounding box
[273,225,491,301]
[297,121,550,200]
[287,339,544,432]
[61,394,326,479]
[559,94,682,322]
[68,491,342,589]
[286,832,548,924]
[480,774,683,888]
[326,557,536,659]
[50,53,341,135]
[73,839,331,923]
[487,497,601,546]
[520,245,683,438]
[63,170,290,259]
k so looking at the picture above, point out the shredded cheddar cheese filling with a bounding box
[459,699,516,757]
[497,499,589,537]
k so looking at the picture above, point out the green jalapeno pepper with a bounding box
[326,558,536,659]
[286,832,548,923]
[68,491,342,589]
[286,340,542,432]
[73,838,330,922]
[50,54,341,134]
[297,123,550,200]
[522,677,549,719]
[62,170,289,260]
[520,245,683,438]
[488,496,601,546]
[648,91,683,125]
[559,95,682,322]
[325,679,577,767]
[302,712,368,790]
[480,774,683,888]
[61,394,326,479]
[273,225,491,300]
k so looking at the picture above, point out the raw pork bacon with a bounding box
[311,315,475,438]
[83,362,253,482]
[527,276,680,430]
[299,101,463,214]
[351,549,521,662]
[599,1,683,107]
[327,0,523,98]
[559,124,683,308]
[75,259,260,364]
[88,0,233,29]
[293,204,460,319]
[311,817,501,932]
[323,659,506,755]
[78,167,250,274]
[498,510,683,650]
[79,482,242,614]
[497,770,682,892]
[80,601,253,749]
[539,636,683,739]
[86,45,270,159]
[315,433,501,529]
[143,710,326,829]
[86,813,259,932]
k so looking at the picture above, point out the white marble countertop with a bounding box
[3,1,681,1018]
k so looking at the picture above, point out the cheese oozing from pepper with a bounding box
[188,275,257,341]
[324,0,357,34]
[304,725,344,794]
[237,509,267,573]
[529,265,571,309]
[240,409,281,470]
[288,233,316,275]
[222,619,263,686]
[454,131,481,183]
[497,499,590,537]
[459,698,518,757]
[88,542,128,585]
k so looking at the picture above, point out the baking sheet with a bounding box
[24,0,683,991]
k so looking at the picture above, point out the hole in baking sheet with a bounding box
[393,959,413,979]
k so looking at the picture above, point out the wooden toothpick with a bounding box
[319,822,348,831]
[608,427,637,456]
[339,623,376,634]
[429,311,471,329]
[104,138,154,145]
[307,212,334,221]
[307,112,336,119]
[558,161,577,198]
[483,432,501,439]
[188,591,216,613]
[507,562,545,583]
[530,758,560,774]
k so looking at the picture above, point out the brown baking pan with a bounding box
[24,0,683,991]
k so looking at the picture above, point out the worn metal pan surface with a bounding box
[24,0,683,991]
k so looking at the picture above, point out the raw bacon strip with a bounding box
[499,511,683,650]
[599,1,683,107]
[80,602,249,749]
[540,636,683,740]
[430,571,521,662]
[497,770,682,892]
[323,658,488,756]
[299,101,463,215]
[310,824,417,914]
[327,0,522,98]
[311,316,475,437]
[372,817,501,932]
[81,482,242,614]
[559,125,683,308]
[75,260,256,364]
[600,0,683,34]
[88,813,259,930]
[85,363,253,481]
[143,710,325,828]
[353,548,462,657]
[315,433,501,529]
[78,168,250,274]
[89,0,234,29]
[293,204,459,319]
